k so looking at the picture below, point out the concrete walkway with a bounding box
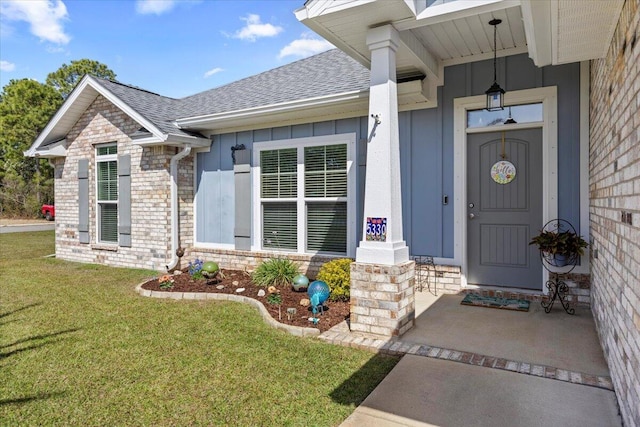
[340,356,620,427]
[320,291,622,426]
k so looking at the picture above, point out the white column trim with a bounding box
[356,24,409,265]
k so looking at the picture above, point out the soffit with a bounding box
[299,0,625,76]
[554,0,624,64]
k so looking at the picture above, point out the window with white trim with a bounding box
[96,144,118,243]
[257,137,352,255]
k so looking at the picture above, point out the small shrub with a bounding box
[252,258,300,288]
[188,258,204,279]
[317,258,352,302]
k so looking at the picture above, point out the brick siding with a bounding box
[54,95,175,270]
[589,1,640,425]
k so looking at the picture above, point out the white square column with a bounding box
[356,25,409,266]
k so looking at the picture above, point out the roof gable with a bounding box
[26,76,208,157]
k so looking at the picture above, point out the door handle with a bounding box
[469,213,476,219]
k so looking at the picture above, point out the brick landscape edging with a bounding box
[135,283,320,337]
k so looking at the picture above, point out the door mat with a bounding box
[461,293,530,312]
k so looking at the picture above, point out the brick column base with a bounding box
[350,260,415,337]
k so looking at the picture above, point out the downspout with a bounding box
[166,145,192,271]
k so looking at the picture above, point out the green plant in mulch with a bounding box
[188,258,204,279]
[251,258,300,288]
[158,274,175,290]
[317,258,353,302]
[266,292,282,305]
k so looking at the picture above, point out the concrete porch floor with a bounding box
[403,291,610,376]
[324,290,621,427]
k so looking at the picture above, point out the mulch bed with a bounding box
[140,269,350,333]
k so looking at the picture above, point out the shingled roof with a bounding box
[94,79,189,137]
[177,48,370,118]
[95,49,369,135]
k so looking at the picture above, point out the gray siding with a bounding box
[196,54,582,259]
[196,118,368,246]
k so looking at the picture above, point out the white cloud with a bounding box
[279,34,334,59]
[203,67,224,78]
[233,14,283,41]
[0,60,16,72]
[135,0,176,15]
[0,0,70,44]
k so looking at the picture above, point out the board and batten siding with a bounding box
[195,53,582,260]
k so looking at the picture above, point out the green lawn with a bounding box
[0,231,398,426]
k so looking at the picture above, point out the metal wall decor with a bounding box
[491,160,516,184]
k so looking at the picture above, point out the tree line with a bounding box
[0,59,116,218]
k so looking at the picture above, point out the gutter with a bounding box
[166,145,192,271]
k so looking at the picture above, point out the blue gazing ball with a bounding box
[307,280,330,305]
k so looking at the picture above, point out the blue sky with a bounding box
[0,0,333,98]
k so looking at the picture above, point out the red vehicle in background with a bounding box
[41,204,55,221]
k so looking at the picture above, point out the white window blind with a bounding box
[260,142,348,254]
[262,202,297,250]
[96,144,118,244]
[307,202,347,253]
[260,148,296,198]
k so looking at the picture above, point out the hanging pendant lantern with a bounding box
[485,18,505,111]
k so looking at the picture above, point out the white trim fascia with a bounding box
[181,83,435,135]
[28,138,68,158]
[520,0,552,67]
[453,86,558,292]
[133,134,210,148]
[26,76,96,157]
[251,133,357,258]
[27,75,168,156]
[550,0,559,66]
[296,0,376,20]
[130,135,166,146]
[395,0,521,31]
[576,61,590,274]
[176,90,370,128]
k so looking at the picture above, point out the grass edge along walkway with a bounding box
[0,231,399,426]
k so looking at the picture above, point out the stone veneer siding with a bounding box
[54,95,177,270]
[589,1,640,426]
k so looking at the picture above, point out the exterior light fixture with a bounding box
[486,18,505,111]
